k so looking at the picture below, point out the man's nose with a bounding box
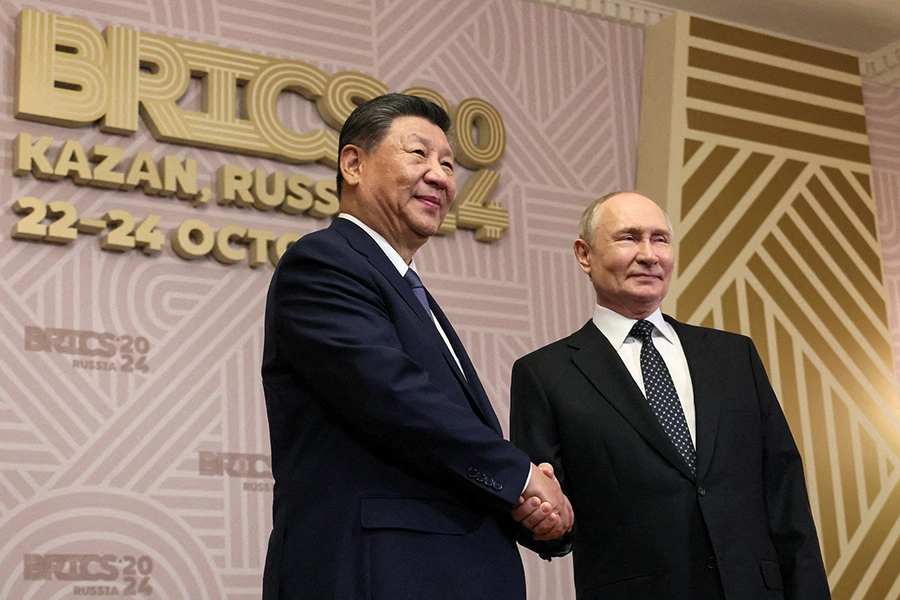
[424,159,452,189]
[636,239,659,263]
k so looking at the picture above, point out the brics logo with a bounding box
[24,326,152,373]
[15,8,511,242]
[199,452,273,492]
[23,554,154,596]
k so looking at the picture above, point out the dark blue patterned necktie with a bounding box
[629,320,696,474]
[404,269,430,314]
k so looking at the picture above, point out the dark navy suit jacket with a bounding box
[511,318,830,600]
[262,218,531,599]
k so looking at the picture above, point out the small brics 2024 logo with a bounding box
[23,553,154,596]
[24,326,151,373]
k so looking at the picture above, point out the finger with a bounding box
[532,517,568,541]
[511,496,541,522]
[539,515,569,540]
[528,509,559,536]
[520,501,553,530]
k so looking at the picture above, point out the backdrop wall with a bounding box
[0,1,897,599]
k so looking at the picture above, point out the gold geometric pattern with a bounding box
[638,13,900,599]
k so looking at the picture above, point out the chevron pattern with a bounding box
[639,13,900,599]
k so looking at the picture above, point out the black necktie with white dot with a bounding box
[629,320,696,475]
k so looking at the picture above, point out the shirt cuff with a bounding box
[521,464,532,495]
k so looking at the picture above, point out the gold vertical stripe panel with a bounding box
[777,213,891,341]
[688,17,860,74]
[687,109,871,164]
[681,144,739,217]
[747,255,900,438]
[821,166,877,237]
[639,14,900,598]
[687,48,864,104]
[686,78,868,134]
[679,152,773,272]
[677,158,805,318]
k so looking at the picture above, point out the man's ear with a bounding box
[574,238,591,275]
[340,144,363,188]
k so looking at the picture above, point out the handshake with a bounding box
[513,463,573,541]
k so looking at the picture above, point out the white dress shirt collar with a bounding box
[591,304,675,349]
[338,213,417,276]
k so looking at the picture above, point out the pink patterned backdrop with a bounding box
[2,1,898,598]
[0,1,641,598]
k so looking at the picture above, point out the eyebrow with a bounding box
[617,226,671,237]
[408,133,454,158]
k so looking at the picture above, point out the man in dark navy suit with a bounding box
[511,191,830,599]
[261,93,572,600]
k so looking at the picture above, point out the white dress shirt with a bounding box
[590,304,697,444]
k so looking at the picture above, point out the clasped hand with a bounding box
[512,462,573,541]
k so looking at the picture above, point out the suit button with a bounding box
[707,557,717,570]
[467,468,478,479]
[484,477,494,487]
[492,481,503,491]
[698,486,707,496]
[476,473,486,483]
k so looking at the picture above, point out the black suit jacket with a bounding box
[510,317,830,600]
[261,218,531,599]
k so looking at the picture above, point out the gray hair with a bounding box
[577,191,673,245]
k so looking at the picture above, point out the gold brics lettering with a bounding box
[14,9,509,243]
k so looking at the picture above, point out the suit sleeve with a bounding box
[265,237,530,509]
[750,341,831,599]
[510,357,573,558]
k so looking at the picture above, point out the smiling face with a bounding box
[574,192,675,319]
[340,115,456,262]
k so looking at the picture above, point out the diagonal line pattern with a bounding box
[637,14,900,599]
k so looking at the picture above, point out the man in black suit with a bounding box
[261,93,572,600]
[510,191,830,599]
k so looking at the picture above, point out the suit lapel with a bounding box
[666,317,721,478]
[569,321,697,480]
[330,219,434,326]
[329,218,500,432]
[430,301,502,433]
